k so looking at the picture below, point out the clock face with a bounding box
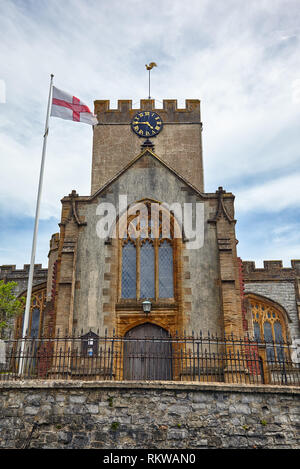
[131,111,163,138]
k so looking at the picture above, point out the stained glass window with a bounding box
[30,307,40,338]
[263,321,275,362]
[16,287,46,339]
[159,241,174,298]
[120,203,175,300]
[140,241,155,298]
[274,321,284,362]
[253,322,261,341]
[121,242,136,298]
[249,298,288,363]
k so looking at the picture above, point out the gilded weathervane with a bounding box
[145,62,157,99]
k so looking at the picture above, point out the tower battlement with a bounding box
[0,264,48,296]
[242,260,300,281]
[92,97,204,194]
[94,99,201,124]
[0,264,48,275]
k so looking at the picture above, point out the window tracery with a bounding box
[120,202,176,301]
[250,298,287,362]
[16,285,46,338]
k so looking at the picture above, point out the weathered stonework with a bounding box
[0,381,299,449]
[50,151,245,339]
[0,264,48,297]
[243,260,300,360]
[92,99,204,194]
[0,264,48,337]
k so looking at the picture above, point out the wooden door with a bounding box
[123,323,172,380]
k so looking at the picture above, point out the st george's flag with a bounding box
[50,86,98,125]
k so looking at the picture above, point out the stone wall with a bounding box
[242,262,300,333]
[0,381,299,449]
[0,265,49,338]
[0,264,48,297]
[244,282,298,339]
[243,259,300,359]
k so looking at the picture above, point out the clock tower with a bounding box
[91,99,204,194]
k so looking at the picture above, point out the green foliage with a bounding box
[0,280,24,333]
[111,421,119,431]
[108,397,113,407]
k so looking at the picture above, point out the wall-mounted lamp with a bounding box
[142,299,152,315]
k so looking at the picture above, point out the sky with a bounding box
[0,0,300,269]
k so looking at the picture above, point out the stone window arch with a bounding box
[119,201,179,301]
[247,294,289,362]
[15,283,47,338]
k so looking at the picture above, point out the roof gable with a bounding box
[90,148,206,201]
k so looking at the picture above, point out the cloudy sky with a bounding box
[0,0,300,269]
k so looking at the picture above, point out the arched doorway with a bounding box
[123,323,173,380]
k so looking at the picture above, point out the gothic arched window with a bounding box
[16,285,46,338]
[250,298,288,363]
[120,202,175,300]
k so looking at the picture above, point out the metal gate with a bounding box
[123,323,173,380]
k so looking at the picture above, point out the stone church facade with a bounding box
[1,98,300,365]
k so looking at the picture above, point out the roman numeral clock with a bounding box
[131,111,163,143]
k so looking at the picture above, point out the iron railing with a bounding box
[0,331,299,386]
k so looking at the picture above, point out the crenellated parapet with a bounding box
[0,264,48,278]
[94,99,201,124]
[92,97,204,195]
[242,260,300,281]
[0,264,48,296]
[243,259,300,326]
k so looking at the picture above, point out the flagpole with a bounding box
[18,74,54,375]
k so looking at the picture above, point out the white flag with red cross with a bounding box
[50,86,98,125]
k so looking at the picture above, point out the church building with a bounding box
[1,97,300,378]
